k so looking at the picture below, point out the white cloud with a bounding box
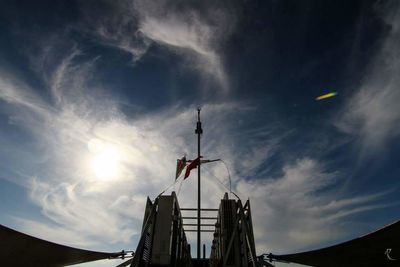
[0,71,51,121]
[236,158,393,254]
[1,52,393,257]
[336,3,400,150]
[0,60,391,256]
[136,1,230,91]
[0,51,248,249]
[85,0,233,92]
[92,9,150,62]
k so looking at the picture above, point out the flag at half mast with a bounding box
[175,156,187,180]
[184,156,202,179]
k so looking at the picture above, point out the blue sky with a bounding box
[0,0,400,266]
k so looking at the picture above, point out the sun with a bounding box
[88,139,121,180]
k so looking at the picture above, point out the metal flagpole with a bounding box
[195,108,203,259]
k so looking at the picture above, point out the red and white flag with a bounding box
[184,156,202,179]
[175,156,187,179]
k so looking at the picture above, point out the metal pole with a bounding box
[195,108,203,259]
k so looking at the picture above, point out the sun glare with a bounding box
[88,139,121,180]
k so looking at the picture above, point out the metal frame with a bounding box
[130,192,193,267]
[210,194,258,267]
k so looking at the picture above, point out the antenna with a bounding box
[195,107,203,259]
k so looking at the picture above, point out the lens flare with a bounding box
[315,92,337,101]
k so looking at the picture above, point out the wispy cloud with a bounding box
[336,2,400,151]
[0,49,246,248]
[237,158,393,253]
[84,0,234,92]
[82,0,150,62]
[0,50,392,255]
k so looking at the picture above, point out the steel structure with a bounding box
[126,191,258,267]
[128,192,193,267]
[210,193,257,267]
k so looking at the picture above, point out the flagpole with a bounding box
[195,108,202,259]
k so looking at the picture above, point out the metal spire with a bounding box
[195,107,203,259]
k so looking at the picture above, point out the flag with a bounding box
[175,156,187,179]
[184,156,202,179]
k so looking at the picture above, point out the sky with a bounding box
[0,0,400,266]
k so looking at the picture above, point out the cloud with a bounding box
[136,0,232,91]
[83,0,150,62]
[237,158,394,253]
[336,2,400,151]
[0,49,249,248]
[0,70,51,121]
[84,0,234,92]
[0,54,391,255]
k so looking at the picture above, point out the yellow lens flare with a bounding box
[315,92,337,101]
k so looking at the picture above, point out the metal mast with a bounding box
[195,108,203,259]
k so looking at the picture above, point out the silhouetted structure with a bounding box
[129,192,192,267]
[210,193,257,267]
